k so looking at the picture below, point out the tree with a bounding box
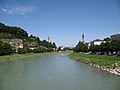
[89,44,100,54]
[0,40,13,55]
[46,48,54,52]
[33,47,47,53]
[52,42,57,49]
[63,47,71,51]
[0,22,28,39]
[74,41,88,52]
[36,37,41,44]
[18,48,26,54]
[111,40,120,53]
[99,42,112,54]
[89,40,120,55]
[103,37,111,42]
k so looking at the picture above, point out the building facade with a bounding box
[27,41,38,50]
[92,39,103,45]
[2,39,23,52]
[82,34,85,44]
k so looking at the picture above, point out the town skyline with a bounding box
[0,0,120,46]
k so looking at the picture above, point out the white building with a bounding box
[92,39,103,45]
[58,46,65,51]
[86,39,103,49]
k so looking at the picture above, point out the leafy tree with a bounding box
[111,40,120,53]
[103,37,111,42]
[36,37,41,44]
[0,40,13,55]
[17,48,26,54]
[39,40,57,49]
[63,47,71,51]
[89,44,100,54]
[33,47,47,53]
[99,42,111,54]
[0,22,28,38]
[74,41,88,52]
[52,42,57,49]
[89,40,120,55]
[46,48,54,52]
[30,35,36,38]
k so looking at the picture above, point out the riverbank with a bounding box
[0,52,58,61]
[68,53,120,76]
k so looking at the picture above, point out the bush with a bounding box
[46,48,54,52]
[0,41,13,55]
[17,48,26,54]
[33,47,47,53]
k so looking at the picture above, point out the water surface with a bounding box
[0,53,120,90]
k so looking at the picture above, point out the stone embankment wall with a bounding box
[76,57,120,76]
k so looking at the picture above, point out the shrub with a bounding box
[18,48,26,54]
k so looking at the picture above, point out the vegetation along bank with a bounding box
[68,53,120,76]
[0,22,57,56]
[0,52,59,61]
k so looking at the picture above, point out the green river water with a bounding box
[0,53,120,90]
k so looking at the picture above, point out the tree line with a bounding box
[0,22,57,55]
[0,23,28,38]
[73,38,120,55]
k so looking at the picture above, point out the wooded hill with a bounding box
[0,22,57,55]
[0,23,28,39]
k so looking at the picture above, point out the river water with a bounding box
[0,53,120,90]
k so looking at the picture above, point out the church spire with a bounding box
[48,37,53,44]
[48,37,50,43]
[82,34,85,44]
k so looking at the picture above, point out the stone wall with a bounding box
[2,39,23,52]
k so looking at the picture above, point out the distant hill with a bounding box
[0,22,28,39]
[0,22,57,51]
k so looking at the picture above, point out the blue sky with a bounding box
[0,0,120,47]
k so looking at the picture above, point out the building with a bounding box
[85,42,90,48]
[82,34,85,44]
[48,37,50,43]
[111,33,120,40]
[2,39,23,52]
[58,46,65,51]
[92,39,103,45]
[86,39,103,49]
[27,41,38,50]
[48,37,53,43]
[2,38,39,51]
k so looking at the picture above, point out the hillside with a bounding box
[0,22,28,39]
[0,22,57,55]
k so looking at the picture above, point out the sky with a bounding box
[0,0,120,47]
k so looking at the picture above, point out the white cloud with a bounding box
[0,6,37,15]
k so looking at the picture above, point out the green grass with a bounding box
[68,53,120,68]
[0,52,58,60]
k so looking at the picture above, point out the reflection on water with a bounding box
[0,53,120,90]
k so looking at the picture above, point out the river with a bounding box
[0,53,120,90]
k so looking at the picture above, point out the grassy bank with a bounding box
[68,53,120,68]
[0,52,58,60]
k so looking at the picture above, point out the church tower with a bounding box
[48,37,50,43]
[48,37,53,44]
[82,34,85,44]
